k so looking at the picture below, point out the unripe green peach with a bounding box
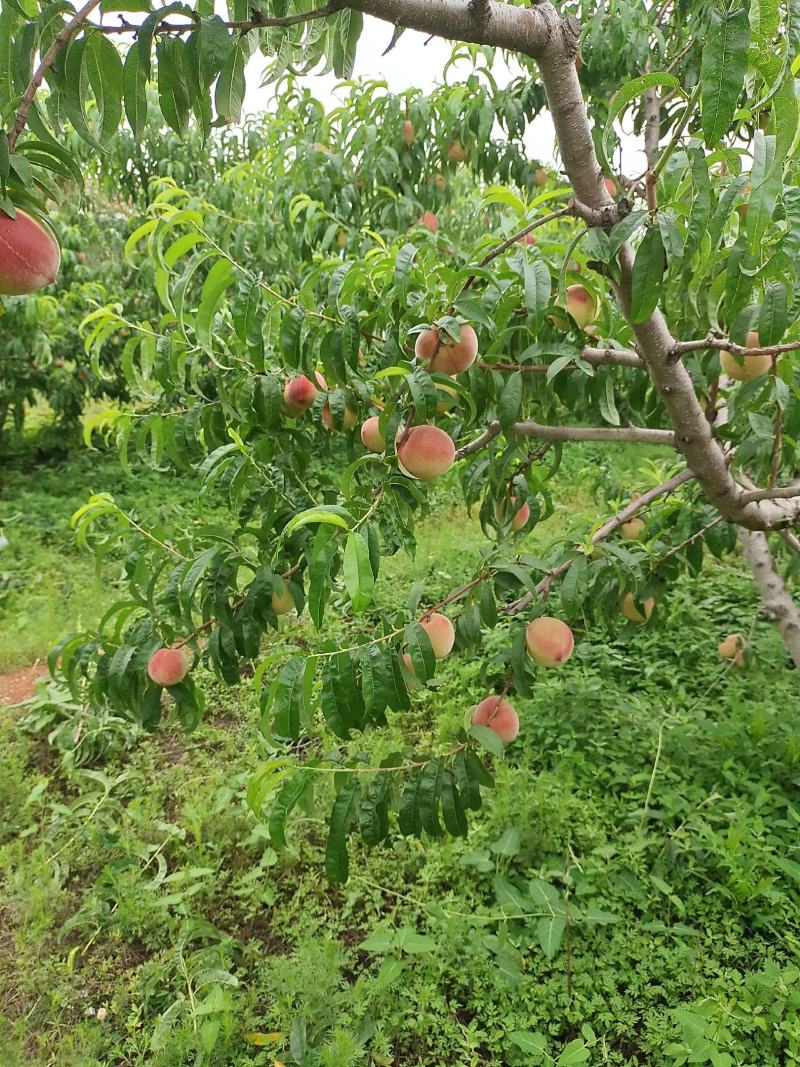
[720,331,773,381]
[420,612,455,658]
[271,580,295,615]
[525,616,574,667]
[472,697,519,742]
[559,284,597,330]
[397,425,456,481]
[621,516,646,540]
[414,324,478,375]
[147,646,191,686]
[0,208,60,295]
[360,416,385,452]
[621,592,654,624]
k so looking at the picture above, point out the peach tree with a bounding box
[1,0,799,882]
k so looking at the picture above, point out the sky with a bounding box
[242,14,648,176]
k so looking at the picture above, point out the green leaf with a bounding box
[156,37,191,135]
[417,758,444,837]
[557,1038,590,1066]
[325,778,360,883]
[403,621,435,681]
[537,915,566,958]
[630,227,665,323]
[701,6,750,148]
[758,281,787,346]
[498,371,523,431]
[508,1032,548,1057]
[196,258,235,351]
[215,38,246,124]
[268,772,311,848]
[604,72,682,161]
[283,505,352,538]
[343,531,374,613]
[523,258,551,317]
[198,15,231,86]
[559,552,588,616]
[85,30,123,143]
[123,45,148,138]
[468,724,504,758]
[440,768,468,837]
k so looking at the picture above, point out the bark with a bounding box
[643,87,660,170]
[739,530,800,668]
[454,419,676,459]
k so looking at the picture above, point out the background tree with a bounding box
[1,0,799,880]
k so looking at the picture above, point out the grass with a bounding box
[1,433,799,1066]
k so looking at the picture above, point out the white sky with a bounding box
[243,14,648,176]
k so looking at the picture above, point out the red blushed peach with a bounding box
[604,177,617,197]
[284,375,318,416]
[620,593,654,624]
[525,617,574,667]
[720,330,773,381]
[494,496,530,531]
[397,425,456,481]
[0,208,60,295]
[147,647,191,686]
[472,697,520,742]
[420,612,455,658]
[447,139,468,163]
[360,416,385,452]
[322,400,357,431]
[419,211,440,232]
[518,232,537,246]
[271,580,295,615]
[402,119,415,144]
[414,324,478,375]
[558,284,597,330]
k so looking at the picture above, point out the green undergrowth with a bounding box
[1,436,799,1065]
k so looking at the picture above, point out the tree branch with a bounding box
[739,529,800,669]
[740,484,800,504]
[455,419,675,460]
[7,0,103,153]
[670,335,800,359]
[478,347,644,373]
[90,3,342,34]
[507,467,696,614]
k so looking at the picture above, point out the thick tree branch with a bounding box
[740,484,800,504]
[455,419,675,460]
[671,335,800,359]
[739,530,800,669]
[478,347,644,373]
[7,0,103,153]
[643,86,661,171]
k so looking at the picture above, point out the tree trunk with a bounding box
[739,529,800,669]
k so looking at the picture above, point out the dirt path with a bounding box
[0,664,48,706]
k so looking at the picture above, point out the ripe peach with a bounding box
[147,647,190,686]
[397,425,456,481]
[621,516,646,541]
[518,232,537,246]
[717,633,746,667]
[271,580,295,615]
[558,284,597,330]
[604,177,617,197]
[472,697,519,743]
[322,400,357,431]
[419,211,440,232]
[495,496,530,531]
[621,592,654,624]
[402,119,415,144]
[525,617,575,667]
[420,612,455,658]
[447,139,468,163]
[284,375,318,416]
[360,416,385,452]
[720,331,772,381]
[76,251,87,264]
[0,208,60,295]
[534,168,549,187]
[414,324,478,375]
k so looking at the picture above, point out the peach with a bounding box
[495,496,530,531]
[558,284,597,330]
[419,211,439,232]
[534,168,549,187]
[720,331,772,381]
[402,119,415,144]
[414,324,478,375]
[147,647,190,686]
[433,173,447,191]
[336,231,348,249]
[271,580,295,615]
[284,375,318,416]
[360,416,385,452]
[436,382,460,413]
[0,208,60,295]
[518,232,537,246]
[525,616,574,667]
[420,612,455,658]
[322,400,357,431]
[397,425,456,481]
[472,697,519,743]
[621,516,646,541]
[447,139,468,163]
[604,177,617,197]
[621,592,654,624]
[717,634,746,667]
